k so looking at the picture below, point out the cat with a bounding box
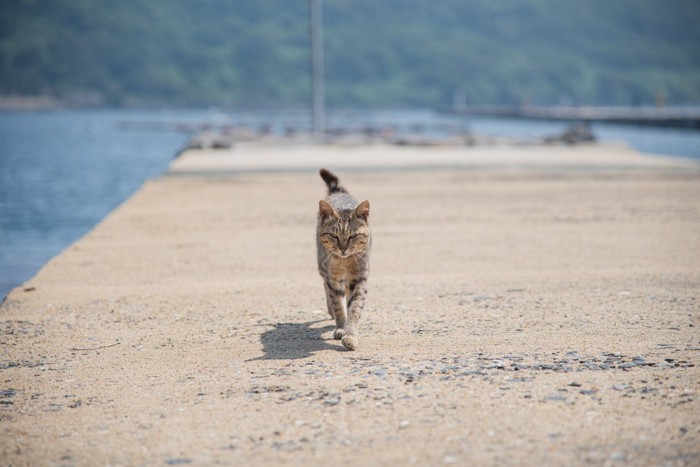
[317,168,371,351]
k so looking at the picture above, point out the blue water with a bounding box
[0,110,194,298]
[1,109,699,299]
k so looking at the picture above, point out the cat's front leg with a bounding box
[341,279,367,350]
[324,280,347,339]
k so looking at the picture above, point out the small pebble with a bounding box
[443,455,459,464]
[165,459,191,465]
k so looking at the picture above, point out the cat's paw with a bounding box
[333,328,345,340]
[341,335,357,351]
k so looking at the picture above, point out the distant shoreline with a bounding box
[441,104,700,130]
[0,95,63,111]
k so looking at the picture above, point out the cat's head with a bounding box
[318,200,370,258]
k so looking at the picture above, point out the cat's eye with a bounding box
[349,234,358,240]
[328,233,339,240]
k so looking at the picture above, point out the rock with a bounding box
[544,393,568,402]
[544,123,596,145]
[165,458,192,465]
[369,367,388,377]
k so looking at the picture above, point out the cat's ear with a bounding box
[319,200,336,219]
[355,200,370,221]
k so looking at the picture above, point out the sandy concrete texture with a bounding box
[1,144,699,465]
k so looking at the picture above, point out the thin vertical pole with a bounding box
[310,0,325,138]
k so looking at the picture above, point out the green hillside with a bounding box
[1,0,699,108]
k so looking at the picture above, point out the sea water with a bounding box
[0,110,193,298]
[1,108,699,299]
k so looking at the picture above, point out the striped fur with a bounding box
[317,168,371,351]
[319,168,347,194]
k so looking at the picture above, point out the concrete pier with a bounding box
[2,143,699,465]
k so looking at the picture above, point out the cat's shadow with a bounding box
[247,319,345,361]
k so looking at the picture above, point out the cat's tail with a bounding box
[319,168,348,194]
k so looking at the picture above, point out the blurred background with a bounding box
[2,0,699,108]
[1,0,700,298]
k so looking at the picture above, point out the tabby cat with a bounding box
[317,168,371,351]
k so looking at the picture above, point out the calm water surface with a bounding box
[0,110,194,298]
[1,109,699,299]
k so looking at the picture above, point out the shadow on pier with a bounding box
[247,319,343,361]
